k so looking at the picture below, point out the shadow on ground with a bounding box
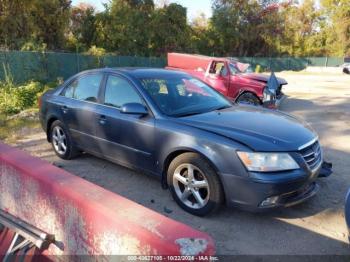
[7,88,350,255]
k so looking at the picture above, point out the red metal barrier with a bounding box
[0,227,15,256]
[0,142,215,257]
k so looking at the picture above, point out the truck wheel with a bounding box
[50,120,79,160]
[167,153,224,216]
[236,92,261,106]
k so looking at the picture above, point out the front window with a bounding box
[104,75,143,108]
[209,61,228,76]
[139,75,231,117]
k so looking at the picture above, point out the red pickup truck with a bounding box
[166,53,287,108]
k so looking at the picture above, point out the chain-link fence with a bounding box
[0,51,345,84]
[237,57,344,72]
[0,51,167,84]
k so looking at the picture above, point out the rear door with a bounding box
[94,74,156,172]
[60,73,104,152]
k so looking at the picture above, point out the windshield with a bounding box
[139,75,232,117]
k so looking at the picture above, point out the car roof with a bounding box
[77,67,189,79]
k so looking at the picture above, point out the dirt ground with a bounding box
[9,72,350,255]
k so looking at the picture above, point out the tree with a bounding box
[29,0,71,50]
[321,0,350,56]
[190,13,212,54]
[150,3,191,55]
[0,0,34,49]
[70,3,97,50]
[211,0,285,56]
[95,0,155,55]
[279,0,331,56]
[0,0,348,57]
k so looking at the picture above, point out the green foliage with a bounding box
[0,0,349,58]
[0,0,70,50]
[30,0,71,50]
[0,79,56,115]
[70,3,97,50]
[150,3,191,55]
[86,45,106,56]
[211,0,265,56]
[0,1,33,50]
[85,45,107,67]
[21,42,47,52]
[321,0,350,56]
[94,0,156,55]
[255,65,261,73]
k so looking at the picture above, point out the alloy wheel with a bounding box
[52,126,67,155]
[173,163,210,209]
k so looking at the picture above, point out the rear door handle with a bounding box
[98,115,107,125]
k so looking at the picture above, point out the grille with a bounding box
[299,140,322,171]
[276,85,282,97]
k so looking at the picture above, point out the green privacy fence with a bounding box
[0,51,345,84]
[0,51,167,84]
[237,57,345,72]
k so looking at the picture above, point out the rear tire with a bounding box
[167,153,224,216]
[236,92,261,106]
[50,120,79,160]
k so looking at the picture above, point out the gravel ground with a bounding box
[9,72,350,255]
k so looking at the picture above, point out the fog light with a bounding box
[260,196,280,207]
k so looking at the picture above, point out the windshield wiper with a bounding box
[172,111,204,118]
[214,105,232,111]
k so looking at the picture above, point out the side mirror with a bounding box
[121,103,148,116]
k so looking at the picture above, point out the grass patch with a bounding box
[0,109,41,142]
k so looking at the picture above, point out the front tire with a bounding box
[236,92,261,106]
[167,153,224,216]
[50,120,79,160]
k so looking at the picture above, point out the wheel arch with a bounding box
[46,116,59,142]
[235,90,262,104]
[161,147,222,188]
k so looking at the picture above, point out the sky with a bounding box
[71,0,213,20]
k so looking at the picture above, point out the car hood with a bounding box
[242,73,288,85]
[176,106,317,152]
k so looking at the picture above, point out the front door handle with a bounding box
[61,105,69,114]
[98,115,107,125]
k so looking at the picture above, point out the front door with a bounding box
[95,74,155,172]
[205,61,230,96]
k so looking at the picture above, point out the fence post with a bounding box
[325,56,328,67]
[287,56,291,71]
[75,46,80,73]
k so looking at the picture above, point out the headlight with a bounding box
[237,152,299,172]
[263,87,275,102]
